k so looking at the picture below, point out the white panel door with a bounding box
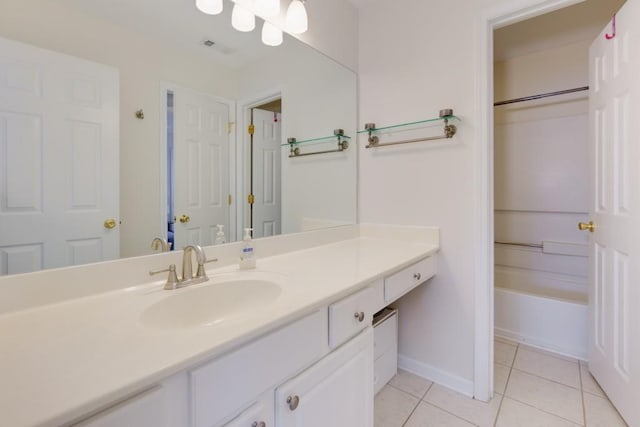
[173,87,229,249]
[0,37,119,275]
[588,2,640,425]
[252,108,281,238]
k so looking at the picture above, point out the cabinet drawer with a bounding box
[373,309,397,360]
[328,287,375,348]
[72,386,164,427]
[190,310,327,427]
[374,348,397,395]
[384,257,435,303]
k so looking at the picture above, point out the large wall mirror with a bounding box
[0,0,357,276]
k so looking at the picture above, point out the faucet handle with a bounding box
[150,264,180,290]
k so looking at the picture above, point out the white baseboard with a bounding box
[398,354,474,398]
[495,327,587,361]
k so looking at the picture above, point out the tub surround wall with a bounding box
[494,40,591,301]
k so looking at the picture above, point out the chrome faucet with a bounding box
[181,244,208,284]
[149,245,218,290]
[151,237,170,252]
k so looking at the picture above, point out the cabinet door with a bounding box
[224,393,273,427]
[275,328,373,427]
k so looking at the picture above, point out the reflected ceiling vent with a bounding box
[201,39,236,55]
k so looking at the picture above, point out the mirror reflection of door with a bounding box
[0,37,119,275]
[165,85,232,250]
[248,101,282,238]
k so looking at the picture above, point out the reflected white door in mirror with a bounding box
[164,84,233,249]
[0,37,119,275]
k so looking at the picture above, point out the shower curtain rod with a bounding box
[494,86,589,106]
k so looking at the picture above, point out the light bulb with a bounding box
[286,0,308,34]
[196,0,223,15]
[231,3,256,32]
[262,21,283,46]
[255,0,280,17]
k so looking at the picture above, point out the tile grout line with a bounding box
[510,366,582,391]
[505,394,586,426]
[494,343,518,427]
[400,381,432,427]
[419,381,487,427]
[579,362,588,426]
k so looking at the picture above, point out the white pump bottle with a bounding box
[239,228,256,269]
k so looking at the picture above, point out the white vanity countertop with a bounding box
[0,228,439,427]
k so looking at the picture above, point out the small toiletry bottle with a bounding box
[215,224,226,245]
[239,228,256,269]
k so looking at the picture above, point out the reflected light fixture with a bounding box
[255,0,280,18]
[231,2,256,32]
[286,0,308,34]
[196,0,223,15]
[262,21,283,46]
[196,0,305,46]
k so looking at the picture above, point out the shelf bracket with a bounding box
[365,109,457,149]
[289,129,350,158]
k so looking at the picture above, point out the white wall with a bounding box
[356,0,622,394]
[237,41,358,234]
[357,0,488,392]
[494,41,590,300]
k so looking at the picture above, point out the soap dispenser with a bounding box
[215,224,226,245]
[239,228,256,269]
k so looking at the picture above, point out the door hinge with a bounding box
[248,124,255,135]
[228,194,232,206]
[227,122,235,134]
[248,194,255,205]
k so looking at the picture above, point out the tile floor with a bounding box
[374,338,628,427]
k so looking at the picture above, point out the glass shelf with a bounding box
[357,115,459,134]
[281,133,351,147]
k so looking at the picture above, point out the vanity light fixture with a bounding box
[231,2,256,32]
[196,0,223,15]
[286,0,308,34]
[262,21,283,46]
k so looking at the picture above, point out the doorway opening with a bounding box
[475,0,627,402]
[491,1,622,359]
[241,95,282,239]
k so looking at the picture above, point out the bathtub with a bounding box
[495,283,588,360]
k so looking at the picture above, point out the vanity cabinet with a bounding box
[66,255,436,427]
[275,328,373,427]
[190,310,328,427]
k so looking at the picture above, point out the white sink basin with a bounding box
[140,276,283,330]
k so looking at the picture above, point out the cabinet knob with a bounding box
[252,422,266,427]
[413,272,422,281]
[354,311,365,322]
[287,395,300,411]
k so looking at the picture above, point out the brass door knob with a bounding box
[578,221,595,233]
[104,218,117,229]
